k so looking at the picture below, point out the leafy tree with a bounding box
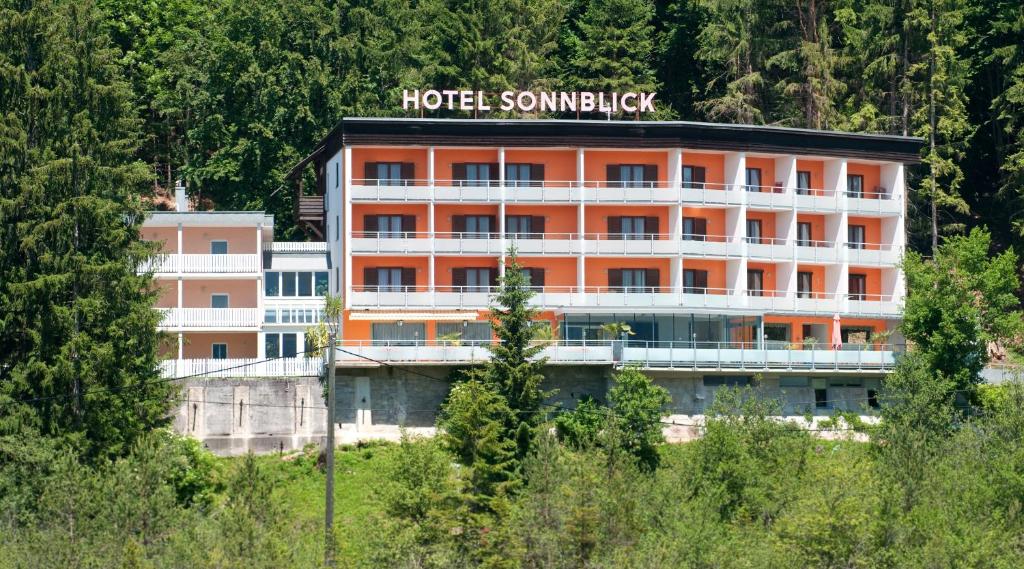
[0,0,174,461]
[901,228,1023,395]
[605,367,671,471]
[554,395,605,449]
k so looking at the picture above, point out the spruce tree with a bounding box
[0,0,173,461]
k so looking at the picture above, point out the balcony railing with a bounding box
[143,254,260,274]
[333,339,900,372]
[158,308,262,329]
[263,242,329,253]
[349,286,901,316]
[159,357,323,378]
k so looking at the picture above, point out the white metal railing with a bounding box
[264,242,329,253]
[263,304,325,325]
[332,339,901,371]
[160,357,324,378]
[158,308,263,328]
[143,254,260,274]
[349,286,901,315]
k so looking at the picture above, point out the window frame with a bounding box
[211,343,228,360]
[210,294,230,309]
[210,240,228,255]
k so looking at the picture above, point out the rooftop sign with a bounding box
[402,89,656,114]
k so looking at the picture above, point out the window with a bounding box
[608,164,656,188]
[212,343,228,359]
[745,167,762,192]
[745,219,762,244]
[314,272,328,296]
[682,165,706,189]
[464,268,492,292]
[520,268,545,290]
[506,215,534,238]
[282,271,297,296]
[847,174,864,197]
[682,217,708,241]
[797,271,813,298]
[797,222,813,246]
[437,322,492,345]
[814,388,829,408]
[609,216,658,240]
[264,308,277,323]
[375,267,404,291]
[374,215,404,238]
[453,215,494,238]
[849,273,867,300]
[376,162,404,185]
[505,163,543,187]
[764,324,790,345]
[211,294,229,308]
[298,272,313,296]
[265,272,280,296]
[796,170,812,195]
[621,269,647,293]
[747,269,764,297]
[683,269,708,294]
[463,163,492,187]
[335,162,339,188]
[210,240,228,255]
[371,322,425,346]
[282,333,297,357]
[848,225,866,249]
[265,334,280,358]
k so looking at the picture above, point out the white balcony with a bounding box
[352,235,434,254]
[160,357,323,378]
[158,308,262,329]
[794,241,840,263]
[144,254,260,275]
[264,242,329,254]
[744,186,794,209]
[349,287,901,317]
[680,183,743,206]
[844,245,900,266]
[794,190,840,212]
[331,340,899,372]
[351,182,432,202]
[846,193,901,216]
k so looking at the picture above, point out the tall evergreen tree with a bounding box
[0,0,174,461]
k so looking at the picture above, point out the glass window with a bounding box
[682,217,707,241]
[376,163,403,185]
[465,216,492,238]
[465,268,492,292]
[505,163,533,187]
[848,225,866,249]
[797,171,812,195]
[619,216,647,239]
[797,222,812,246]
[264,272,280,296]
[211,294,229,308]
[298,272,313,296]
[264,308,277,323]
[371,322,425,346]
[849,274,867,300]
[506,215,532,238]
[314,272,329,296]
[745,168,762,191]
[376,268,404,291]
[621,269,647,293]
[210,240,228,254]
[282,272,297,296]
[437,322,492,345]
[682,166,702,189]
[464,163,491,186]
[684,269,708,294]
[282,333,297,358]
[797,271,813,298]
[265,334,280,358]
[618,165,645,188]
[747,270,764,296]
[847,174,864,197]
[376,215,404,238]
[212,343,228,359]
[745,219,762,244]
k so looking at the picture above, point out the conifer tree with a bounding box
[0,0,173,461]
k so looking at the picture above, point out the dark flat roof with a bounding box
[305,117,923,172]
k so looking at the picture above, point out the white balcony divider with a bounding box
[143,254,260,274]
[264,242,329,253]
[159,357,324,378]
[159,307,262,328]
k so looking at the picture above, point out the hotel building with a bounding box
[149,118,924,421]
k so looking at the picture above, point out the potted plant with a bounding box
[438,331,463,347]
[600,322,636,361]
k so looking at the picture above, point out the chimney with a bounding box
[174,180,188,212]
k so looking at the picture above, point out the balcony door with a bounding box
[746,269,764,297]
[683,269,708,294]
[364,162,413,186]
[452,215,496,239]
[847,174,864,197]
[745,167,762,191]
[745,219,763,244]
[453,268,495,292]
[607,164,657,188]
[796,170,812,195]
[609,268,659,293]
[682,217,707,241]
[453,162,498,187]
[797,222,812,246]
[797,271,814,298]
[609,216,658,240]
[365,214,414,238]
[849,273,867,300]
[506,215,545,239]
[848,225,866,249]
[505,163,544,187]
[365,267,415,292]
[682,165,706,189]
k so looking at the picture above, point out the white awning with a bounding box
[348,311,481,322]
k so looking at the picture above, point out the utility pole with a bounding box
[324,307,340,567]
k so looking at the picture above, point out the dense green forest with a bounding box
[8,0,1020,256]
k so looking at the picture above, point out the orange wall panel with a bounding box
[746,211,777,239]
[153,280,177,308]
[352,147,428,182]
[434,204,500,233]
[142,227,177,253]
[682,259,728,291]
[682,153,726,186]
[796,214,827,242]
[584,257,671,288]
[352,256,429,287]
[796,159,825,190]
[796,264,826,294]
[763,316,889,342]
[849,267,882,296]
[518,256,577,288]
[745,156,777,188]
[682,207,727,237]
[182,279,258,307]
[435,148,499,182]
[506,205,579,235]
[182,332,258,359]
[847,162,881,192]
[504,149,577,183]
[747,262,779,292]
[848,216,882,246]
[181,227,257,254]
